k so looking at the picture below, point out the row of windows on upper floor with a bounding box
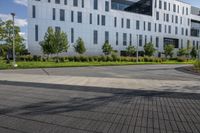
[155,0,190,15]
[35,25,199,50]
[32,6,190,37]
[34,0,110,12]
[156,11,190,26]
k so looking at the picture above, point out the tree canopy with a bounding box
[73,37,86,54]
[0,20,26,56]
[144,42,156,56]
[102,41,113,55]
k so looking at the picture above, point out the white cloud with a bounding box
[14,0,28,7]
[0,13,27,27]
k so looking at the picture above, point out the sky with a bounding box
[0,0,200,43]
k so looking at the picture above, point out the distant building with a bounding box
[28,0,200,56]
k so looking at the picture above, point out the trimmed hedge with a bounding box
[15,55,166,63]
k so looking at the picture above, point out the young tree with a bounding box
[190,47,197,59]
[53,30,69,56]
[0,20,26,55]
[177,48,188,57]
[40,27,69,61]
[164,44,174,58]
[40,27,55,56]
[126,45,136,56]
[144,42,156,56]
[73,37,86,54]
[102,41,113,55]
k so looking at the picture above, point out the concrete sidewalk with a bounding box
[0,72,199,93]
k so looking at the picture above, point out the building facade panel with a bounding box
[28,0,200,56]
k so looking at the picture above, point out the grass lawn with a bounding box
[0,60,195,70]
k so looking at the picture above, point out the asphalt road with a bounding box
[0,82,200,133]
[1,64,200,81]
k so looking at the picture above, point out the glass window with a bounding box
[164,2,167,10]
[90,13,92,24]
[35,25,38,41]
[60,9,65,21]
[129,34,132,45]
[173,4,176,12]
[73,0,78,7]
[136,20,140,30]
[116,32,118,45]
[127,19,130,29]
[159,0,162,9]
[55,26,60,33]
[114,17,117,27]
[82,0,84,8]
[32,5,36,18]
[148,22,151,31]
[105,1,109,12]
[139,35,143,46]
[123,33,127,46]
[55,0,60,4]
[156,37,159,48]
[144,21,146,31]
[168,25,171,34]
[159,24,162,32]
[156,11,159,20]
[77,12,82,23]
[94,0,98,10]
[121,18,124,28]
[53,8,56,20]
[71,11,74,22]
[71,28,74,43]
[101,15,106,26]
[105,31,109,42]
[175,27,178,34]
[93,30,98,44]
[64,0,67,5]
[97,14,100,25]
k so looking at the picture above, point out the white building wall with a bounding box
[28,0,200,56]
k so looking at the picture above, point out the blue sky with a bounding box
[0,0,200,42]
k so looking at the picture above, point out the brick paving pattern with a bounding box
[0,82,199,133]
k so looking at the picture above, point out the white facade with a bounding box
[28,0,200,56]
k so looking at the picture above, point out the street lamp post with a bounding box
[11,13,17,68]
[136,34,139,63]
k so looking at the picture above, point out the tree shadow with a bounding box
[0,81,200,117]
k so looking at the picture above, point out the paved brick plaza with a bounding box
[0,81,199,133]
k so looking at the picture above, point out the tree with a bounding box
[73,37,86,54]
[40,27,69,60]
[126,45,136,56]
[53,30,69,56]
[190,47,197,59]
[0,20,26,55]
[177,48,188,57]
[102,41,113,55]
[144,42,156,56]
[164,44,174,58]
[40,27,55,56]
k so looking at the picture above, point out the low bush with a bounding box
[16,55,33,62]
[177,56,188,62]
[194,60,200,71]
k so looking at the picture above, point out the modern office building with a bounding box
[28,0,200,56]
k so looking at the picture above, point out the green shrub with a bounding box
[16,55,33,62]
[106,56,113,62]
[194,60,200,70]
[33,55,41,61]
[68,56,74,62]
[80,56,89,62]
